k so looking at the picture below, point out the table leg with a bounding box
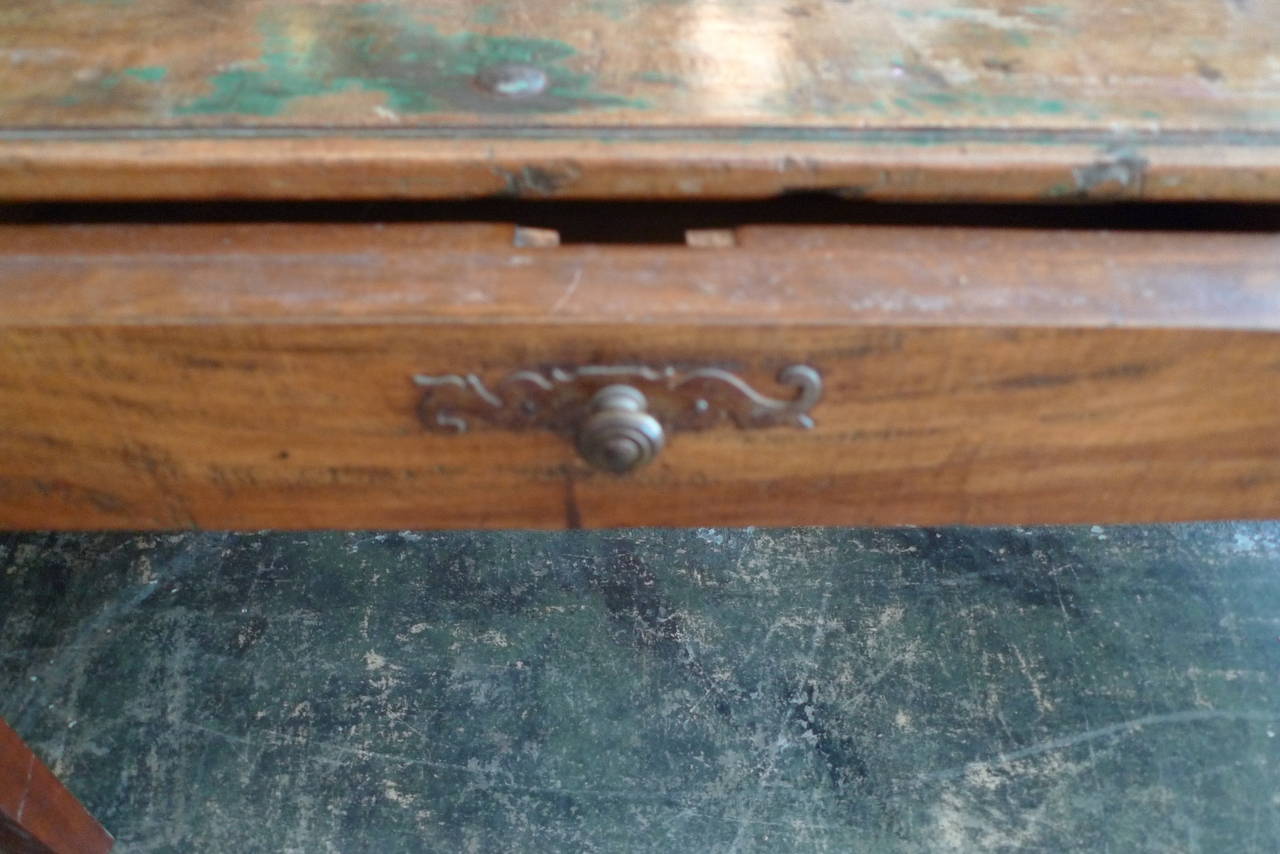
[0,718,112,854]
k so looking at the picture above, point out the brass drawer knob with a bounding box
[415,363,822,476]
[576,385,665,474]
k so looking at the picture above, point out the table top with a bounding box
[3,0,1280,201]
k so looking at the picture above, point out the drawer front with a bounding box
[2,224,1279,529]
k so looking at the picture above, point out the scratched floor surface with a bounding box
[1,525,1278,852]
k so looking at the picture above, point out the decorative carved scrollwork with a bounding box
[412,364,823,436]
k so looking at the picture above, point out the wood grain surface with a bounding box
[0,719,114,854]
[1,223,1278,529]
[2,0,1280,200]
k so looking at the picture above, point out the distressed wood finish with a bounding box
[1,0,1280,200]
[0,719,113,854]
[4,137,1280,203]
[1,223,1278,530]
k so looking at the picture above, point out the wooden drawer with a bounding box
[1,221,1278,529]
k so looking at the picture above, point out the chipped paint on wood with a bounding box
[176,5,639,116]
[1,0,1280,200]
[0,0,1277,130]
[123,65,167,82]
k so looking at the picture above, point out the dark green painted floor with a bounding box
[2,525,1278,853]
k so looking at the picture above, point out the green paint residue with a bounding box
[124,65,168,82]
[588,0,687,21]
[588,0,632,20]
[1022,5,1068,18]
[178,4,639,117]
[892,96,926,116]
[634,70,683,87]
[897,8,983,20]
[914,91,1068,116]
[471,3,502,25]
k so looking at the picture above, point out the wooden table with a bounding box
[1,0,1278,530]
[1,5,1278,846]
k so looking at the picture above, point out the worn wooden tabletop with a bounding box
[2,0,1279,200]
